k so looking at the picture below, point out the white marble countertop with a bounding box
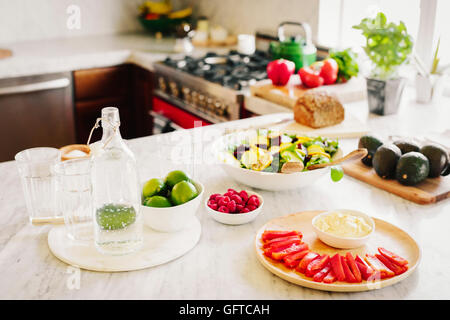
[0,32,232,79]
[0,91,449,299]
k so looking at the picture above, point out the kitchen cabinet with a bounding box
[73,64,155,143]
[0,72,76,162]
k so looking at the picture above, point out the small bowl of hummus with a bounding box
[312,209,375,249]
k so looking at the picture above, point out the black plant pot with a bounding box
[366,78,406,115]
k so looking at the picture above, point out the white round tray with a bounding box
[48,217,201,272]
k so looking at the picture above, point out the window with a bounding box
[318,0,449,71]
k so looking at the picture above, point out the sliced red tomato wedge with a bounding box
[283,250,309,268]
[263,235,302,248]
[346,252,362,283]
[378,247,408,266]
[342,257,358,283]
[305,255,330,277]
[271,243,309,260]
[375,254,408,275]
[261,230,301,242]
[365,254,395,279]
[323,270,337,283]
[296,252,319,274]
[313,264,331,282]
[330,254,346,281]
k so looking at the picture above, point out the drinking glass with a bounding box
[53,158,93,241]
[15,147,61,224]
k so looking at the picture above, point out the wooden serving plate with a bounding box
[255,211,421,292]
[342,159,450,205]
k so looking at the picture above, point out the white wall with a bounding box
[0,0,319,45]
[183,0,319,39]
[0,0,145,44]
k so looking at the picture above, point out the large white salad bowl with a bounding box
[212,129,343,191]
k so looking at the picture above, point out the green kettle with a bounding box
[270,21,317,71]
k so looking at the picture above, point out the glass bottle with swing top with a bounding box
[90,107,143,255]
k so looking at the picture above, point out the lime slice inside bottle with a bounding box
[96,204,137,231]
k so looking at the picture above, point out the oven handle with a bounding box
[0,78,70,96]
[149,110,184,130]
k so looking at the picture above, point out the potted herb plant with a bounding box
[353,12,413,115]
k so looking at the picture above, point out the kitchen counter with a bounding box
[0,95,449,299]
[0,32,232,79]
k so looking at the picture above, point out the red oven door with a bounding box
[152,97,211,129]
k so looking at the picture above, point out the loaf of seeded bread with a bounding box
[293,91,345,128]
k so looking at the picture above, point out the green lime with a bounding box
[164,170,191,188]
[142,178,166,198]
[331,166,344,182]
[170,180,198,206]
[144,196,172,208]
[96,203,136,230]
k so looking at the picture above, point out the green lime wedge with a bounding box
[96,203,136,230]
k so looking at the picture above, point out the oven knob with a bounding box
[158,77,167,92]
[206,97,214,112]
[214,101,223,116]
[198,94,206,110]
[191,91,199,105]
[182,87,191,103]
[168,81,179,97]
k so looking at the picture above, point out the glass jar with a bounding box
[91,107,143,255]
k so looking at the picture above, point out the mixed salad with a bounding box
[224,130,339,173]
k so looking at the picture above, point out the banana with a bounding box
[145,1,172,15]
[168,7,192,19]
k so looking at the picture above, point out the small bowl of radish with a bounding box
[205,188,264,225]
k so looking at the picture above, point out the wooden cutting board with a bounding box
[342,159,450,205]
[250,75,366,107]
[255,211,420,292]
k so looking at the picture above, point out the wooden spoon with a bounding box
[280,148,368,173]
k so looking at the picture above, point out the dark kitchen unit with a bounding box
[0,72,76,162]
[151,50,272,133]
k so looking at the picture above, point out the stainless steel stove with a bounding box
[152,50,272,126]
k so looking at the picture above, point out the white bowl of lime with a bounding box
[141,171,204,233]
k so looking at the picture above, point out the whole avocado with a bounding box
[373,144,402,179]
[393,140,420,155]
[358,135,383,167]
[420,144,449,177]
[395,152,430,186]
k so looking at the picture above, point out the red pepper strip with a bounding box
[375,254,408,275]
[378,247,408,266]
[330,254,346,281]
[283,250,309,269]
[355,261,375,281]
[346,252,362,283]
[262,230,301,242]
[323,270,337,283]
[313,264,331,282]
[365,254,395,279]
[342,257,357,283]
[305,255,330,277]
[263,235,302,248]
[296,252,319,273]
[271,243,309,260]
[264,238,302,253]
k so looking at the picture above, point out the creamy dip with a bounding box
[314,211,372,238]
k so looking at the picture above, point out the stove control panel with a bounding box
[155,74,238,124]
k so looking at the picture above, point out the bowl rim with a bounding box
[204,190,264,217]
[213,129,342,176]
[311,209,375,241]
[141,180,204,210]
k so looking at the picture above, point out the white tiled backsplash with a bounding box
[184,0,319,39]
[0,0,144,44]
[0,0,318,44]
